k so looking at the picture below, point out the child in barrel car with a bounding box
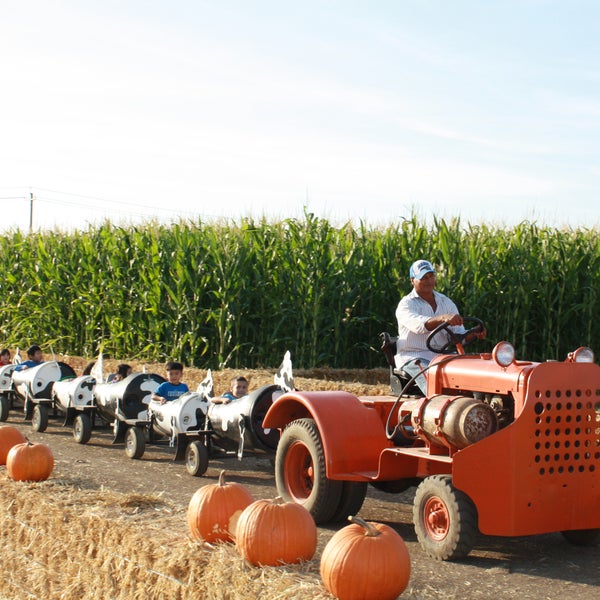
[13,344,44,371]
[151,361,189,404]
[211,375,249,404]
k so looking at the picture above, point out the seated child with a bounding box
[211,375,249,404]
[13,345,44,372]
[110,363,132,383]
[151,361,189,404]
[0,349,11,366]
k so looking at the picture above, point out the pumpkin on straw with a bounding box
[236,496,317,566]
[320,515,411,600]
[187,470,255,543]
[6,441,55,482]
[0,425,27,465]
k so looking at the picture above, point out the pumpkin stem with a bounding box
[348,515,381,537]
[218,470,227,486]
[273,496,285,505]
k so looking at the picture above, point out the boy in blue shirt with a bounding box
[211,375,249,404]
[13,345,44,372]
[151,361,189,404]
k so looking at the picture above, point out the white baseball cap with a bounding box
[409,259,435,280]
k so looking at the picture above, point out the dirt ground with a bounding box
[3,358,600,599]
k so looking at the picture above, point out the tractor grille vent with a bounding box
[532,387,600,477]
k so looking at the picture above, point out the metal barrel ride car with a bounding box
[263,318,600,560]
[206,384,282,456]
[10,361,77,431]
[93,372,165,459]
[148,370,214,476]
[0,363,17,421]
[157,352,293,477]
[52,375,97,443]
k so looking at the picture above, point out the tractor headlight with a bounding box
[493,342,515,367]
[570,347,595,363]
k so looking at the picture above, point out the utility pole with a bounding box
[29,191,33,232]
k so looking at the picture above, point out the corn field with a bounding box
[0,214,598,369]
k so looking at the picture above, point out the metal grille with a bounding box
[532,387,600,476]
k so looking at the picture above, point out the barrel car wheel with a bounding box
[32,404,50,432]
[0,395,9,422]
[125,426,146,459]
[185,440,209,477]
[73,413,92,444]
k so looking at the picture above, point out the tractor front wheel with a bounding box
[413,474,478,560]
[275,418,342,524]
[561,529,600,546]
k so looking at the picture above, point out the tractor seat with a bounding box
[379,332,422,396]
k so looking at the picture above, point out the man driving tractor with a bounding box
[395,259,486,393]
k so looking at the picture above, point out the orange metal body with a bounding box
[263,353,600,537]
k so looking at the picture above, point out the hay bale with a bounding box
[0,477,332,599]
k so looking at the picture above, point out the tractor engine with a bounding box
[395,394,498,450]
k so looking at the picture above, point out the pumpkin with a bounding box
[0,425,27,465]
[320,516,411,600]
[6,441,55,482]
[187,470,254,543]
[235,496,317,566]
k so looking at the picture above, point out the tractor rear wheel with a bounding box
[275,418,342,524]
[330,481,368,522]
[561,529,600,546]
[125,426,146,459]
[413,474,478,560]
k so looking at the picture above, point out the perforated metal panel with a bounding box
[532,388,600,477]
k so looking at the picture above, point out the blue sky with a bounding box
[1,1,599,232]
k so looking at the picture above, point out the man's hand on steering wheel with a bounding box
[426,316,486,354]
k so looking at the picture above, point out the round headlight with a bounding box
[493,342,515,367]
[572,347,595,363]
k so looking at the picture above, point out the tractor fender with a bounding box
[263,390,392,479]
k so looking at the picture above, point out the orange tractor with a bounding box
[263,319,600,560]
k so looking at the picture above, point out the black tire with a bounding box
[413,474,478,561]
[32,404,49,432]
[185,440,209,477]
[370,478,419,494]
[561,529,600,546]
[275,418,343,524]
[125,426,146,459]
[73,413,92,444]
[0,395,9,422]
[330,481,368,522]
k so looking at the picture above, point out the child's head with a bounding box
[0,349,10,360]
[230,376,249,398]
[116,363,132,379]
[166,361,184,384]
[26,345,43,362]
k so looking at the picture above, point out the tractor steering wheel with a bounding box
[426,316,485,354]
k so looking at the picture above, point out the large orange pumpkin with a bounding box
[235,496,317,566]
[0,425,27,465]
[6,441,55,482]
[187,470,254,543]
[320,516,411,600]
